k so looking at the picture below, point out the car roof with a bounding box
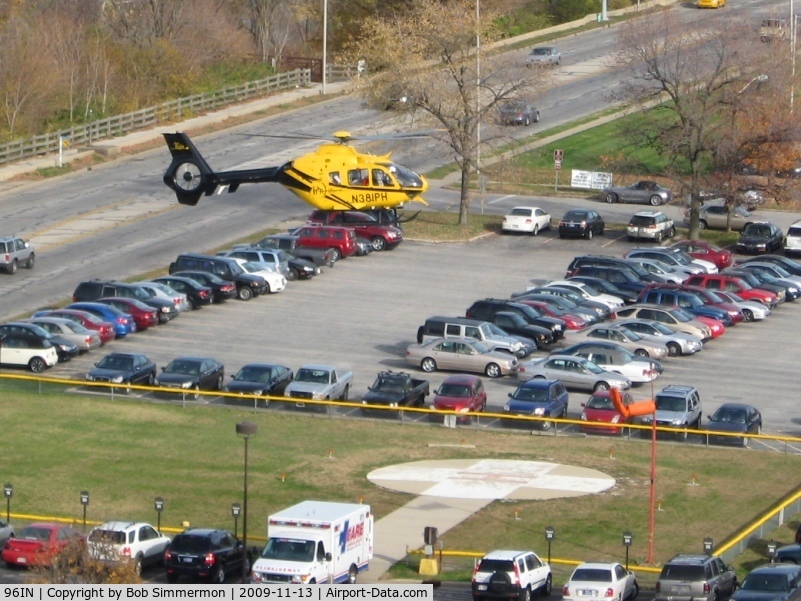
[518,378,560,388]
[747,564,801,575]
[665,554,716,564]
[574,562,620,570]
[177,528,220,536]
[481,550,532,560]
[632,210,665,217]
[94,521,149,531]
[441,374,482,385]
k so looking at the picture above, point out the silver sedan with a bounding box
[517,355,631,392]
[27,316,103,352]
[405,338,518,378]
[567,324,669,359]
[707,291,771,322]
[604,180,671,206]
[615,318,703,356]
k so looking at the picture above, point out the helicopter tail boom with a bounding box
[163,132,284,205]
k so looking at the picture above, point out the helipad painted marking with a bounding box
[367,458,615,500]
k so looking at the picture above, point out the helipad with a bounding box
[367,458,616,500]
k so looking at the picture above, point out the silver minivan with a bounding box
[417,316,535,358]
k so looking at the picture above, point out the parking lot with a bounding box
[27,225,801,451]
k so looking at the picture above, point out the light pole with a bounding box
[237,421,258,583]
[622,531,633,571]
[232,503,241,538]
[544,526,555,564]
[80,491,90,532]
[3,484,12,523]
[154,497,164,533]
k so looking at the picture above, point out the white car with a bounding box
[88,521,171,575]
[230,258,287,293]
[501,206,552,235]
[615,318,704,356]
[543,280,625,310]
[472,549,552,601]
[0,334,58,372]
[137,281,192,313]
[562,562,639,601]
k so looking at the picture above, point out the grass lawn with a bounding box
[1,385,798,583]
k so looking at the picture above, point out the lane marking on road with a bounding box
[488,194,517,205]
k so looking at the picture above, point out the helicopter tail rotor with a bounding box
[163,133,218,205]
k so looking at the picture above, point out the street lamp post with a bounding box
[232,503,242,538]
[3,484,12,523]
[154,497,164,533]
[80,491,90,532]
[622,531,633,571]
[237,421,258,583]
[544,526,555,564]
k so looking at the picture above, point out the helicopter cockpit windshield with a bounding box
[385,163,424,189]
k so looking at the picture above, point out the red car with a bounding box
[671,240,732,270]
[430,374,487,424]
[293,225,358,260]
[580,391,634,436]
[32,309,116,344]
[1,522,84,568]
[684,273,778,307]
[693,314,726,338]
[96,297,159,331]
[515,299,587,330]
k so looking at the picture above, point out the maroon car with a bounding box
[307,210,403,251]
[96,297,160,331]
[293,225,358,261]
[1,522,84,568]
[670,240,732,270]
[430,374,487,424]
[31,309,116,344]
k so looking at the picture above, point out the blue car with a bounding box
[67,302,136,337]
[503,378,569,430]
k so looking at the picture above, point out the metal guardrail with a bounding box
[0,69,313,167]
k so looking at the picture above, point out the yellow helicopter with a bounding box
[162,131,430,210]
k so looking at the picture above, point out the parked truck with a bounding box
[250,501,373,584]
[361,370,429,415]
[284,364,353,410]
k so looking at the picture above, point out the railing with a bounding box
[0,69,314,167]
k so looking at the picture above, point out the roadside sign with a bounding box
[555,161,562,170]
[554,149,564,162]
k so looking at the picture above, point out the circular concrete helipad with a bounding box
[367,458,615,500]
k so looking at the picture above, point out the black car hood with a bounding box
[225,380,273,394]
[738,235,772,245]
[88,366,134,380]
[157,372,198,386]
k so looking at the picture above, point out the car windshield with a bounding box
[711,407,747,424]
[295,369,330,384]
[261,538,316,562]
[572,568,612,582]
[584,361,604,374]
[741,574,790,592]
[669,308,694,322]
[170,534,213,554]
[88,529,126,544]
[372,378,407,393]
[98,356,134,371]
[743,224,772,237]
[565,211,589,221]
[513,386,550,402]
[509,208,533,217]
[530,48,550,55]
[670,252,692,266]
[234,366,273,382]
[771,265,792,277]
[660,565,705,580]
[17,526,52,541]
[478,559,515,572]
[655,395,687,412]
[587,395,615,410]
[618,327,641,341]
[487,323,513,337]
[650,322,674,335]
[438,384,472,397]
[165,360,200,375]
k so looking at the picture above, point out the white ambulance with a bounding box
[250,501,373,584]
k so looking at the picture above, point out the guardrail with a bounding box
[0,69,313,167]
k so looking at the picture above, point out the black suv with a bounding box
[72,280,179,323]
[164,528,251,583]
[168,253,268,300]
[466,299,565,340]
[566,254,660,282]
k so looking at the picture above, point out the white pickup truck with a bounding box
[284,364,353,409]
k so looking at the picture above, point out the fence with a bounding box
[0,68,314,167]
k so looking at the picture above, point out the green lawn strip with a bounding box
[1,385,797,580]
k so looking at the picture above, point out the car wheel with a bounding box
[541,415,553,430]
[698,220,708,230]
[599,225,605,234]
[211,563,225,584]
[329,248,341,261]
[649,195,662,206]
[133,556,143,576]
[342,385,349,401]
[485,363,502,378]
[524,117,530,126]
[166,573,179,584]
[124,381,133,395]
[191,385,201,400]
[28,357,46,373]
[216,375,223,390]
[8,259,17,274]
[668,226,676,238]
[371,236,387,251]
[742,309,754,322]
[348,564,359,584]
[534,112,540,122]
[421,358,437,373]
[667,342,682,357]
[628,581,639,600]
[586,229,593,240]
[238,286,253,301]
[634,349,650,357]
[520,586,532,601]
[25,253,34,269]
[541,574,553,597]
[146,373,155,386]
[532,224,540,236]
[593,381,610,392]
[605,192,618,203]
[655,231,663,243]
[287,267,299,281]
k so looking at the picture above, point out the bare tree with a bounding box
[345,0,539,225]
[614,10,795,239]
[27,539,142,584]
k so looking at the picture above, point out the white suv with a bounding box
[88,521,171,574]
[472,550,552,601]
[627,211,675,242]
[786,220,801,257]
